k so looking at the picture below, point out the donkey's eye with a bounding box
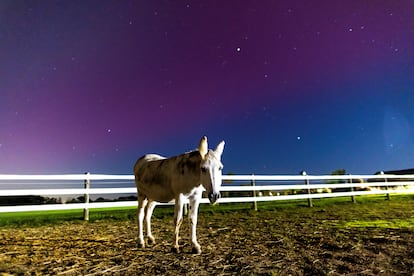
[201,167,207,173]
[219,166,223,171]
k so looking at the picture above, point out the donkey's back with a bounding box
[133,154,166,178]
[134,154,175,203]
[134,151,203,203]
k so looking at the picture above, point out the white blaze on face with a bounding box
[198,138,225,204]
[207,141,225,204]
[212,165,223,196]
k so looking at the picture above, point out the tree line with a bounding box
[0,195,137,206]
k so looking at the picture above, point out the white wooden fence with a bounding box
[0,173,414,218]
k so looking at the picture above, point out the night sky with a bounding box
[1,1,414,175]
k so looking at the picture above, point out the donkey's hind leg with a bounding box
[137,196,148,248]
[172,195,184,253]
[145,200,156,245]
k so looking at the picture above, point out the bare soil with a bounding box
[1,199,413,275]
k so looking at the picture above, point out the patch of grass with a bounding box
[0,207,134,227]
[0,206,177,227]
[200,202,254,213]
[88,207,136,222]
[344,218,414,229]
[0,209,85,227]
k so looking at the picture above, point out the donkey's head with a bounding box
[198,136,225,204]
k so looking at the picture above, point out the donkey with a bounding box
[133,136,225,254]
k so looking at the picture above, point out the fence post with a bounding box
[349,175,356,203]
[301,171,312,208]
[84,172,90,221]
[251,174,258,211]
[380,171,390,200]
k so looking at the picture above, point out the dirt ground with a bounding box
[1,201,413,275]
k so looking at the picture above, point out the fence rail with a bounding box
[1,173,414,216]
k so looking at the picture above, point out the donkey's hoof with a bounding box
[191,247,201,254]
[148,238,156,245]
[138,242,145,249]
[171,246,180,253]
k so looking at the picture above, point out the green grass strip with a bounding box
[344,218,414,229]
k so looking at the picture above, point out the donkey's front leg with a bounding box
[189,196,201,254]
[172,195,184,253]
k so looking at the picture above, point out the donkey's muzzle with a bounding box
[208,192,220,204]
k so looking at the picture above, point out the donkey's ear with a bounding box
[214,140,225,157]
[198,136,208,158]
